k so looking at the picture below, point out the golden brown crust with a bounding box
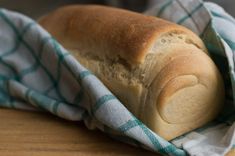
[39,5,206,65]
[39,5,224,141]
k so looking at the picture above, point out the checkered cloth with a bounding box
[0,0,235,155]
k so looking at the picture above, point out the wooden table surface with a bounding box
[1,108,235,156]
[0,108,158,156]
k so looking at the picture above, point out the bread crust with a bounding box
[39,5,224,140]
[39,5,206,64]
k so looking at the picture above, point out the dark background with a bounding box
[0,0,234,19]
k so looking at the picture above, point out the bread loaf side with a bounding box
[39,5,225,140]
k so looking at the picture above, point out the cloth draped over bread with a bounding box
[0,0,235,155]
[38,4,225,142]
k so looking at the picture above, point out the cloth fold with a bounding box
[0,0,235,156]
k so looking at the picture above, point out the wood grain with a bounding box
[1,108,235,156]
[0,108,158,156]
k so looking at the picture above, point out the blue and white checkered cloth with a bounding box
[0,0,235,155]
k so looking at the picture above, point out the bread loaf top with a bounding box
[39,5,206,65]
[39,5,224,140]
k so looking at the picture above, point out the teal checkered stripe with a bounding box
[145,0,209,35]
[148,0,235,111]
[75,66,186,155]
[205,2,235,102]
[148,0,235,153]
[1,0,235,155]
[0,9,86,118]
[0,8,186,156]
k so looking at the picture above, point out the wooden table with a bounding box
[0,108,158,156]
[1,108,235,156]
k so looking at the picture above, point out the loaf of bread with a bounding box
[39,5,225,140]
